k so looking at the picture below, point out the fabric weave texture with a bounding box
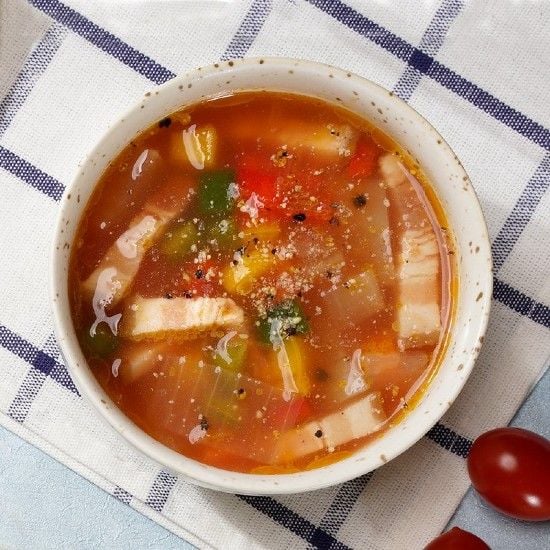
[0,1,549,548]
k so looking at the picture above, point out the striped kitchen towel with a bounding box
[0,1,549,548]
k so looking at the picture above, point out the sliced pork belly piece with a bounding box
[274,392,386,462]
[396,227,441,349]
[120,296,244,340]
[378,154,442,349]
[82,178,194,306]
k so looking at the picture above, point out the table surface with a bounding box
[0,368,548,550]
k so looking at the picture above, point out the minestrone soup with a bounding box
[69,92,454,473]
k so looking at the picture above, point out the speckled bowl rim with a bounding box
[50,57,492,495]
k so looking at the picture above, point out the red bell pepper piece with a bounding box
[346,137,380,179]
[237,154,279,208]
[270,396,314,430]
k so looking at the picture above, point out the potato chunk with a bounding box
[228,118,358,160]
[324,266,384,325]
[120,296,245,340]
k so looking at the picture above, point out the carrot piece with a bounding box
[346,136,380,179]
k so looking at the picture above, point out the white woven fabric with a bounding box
[0,1,549,549]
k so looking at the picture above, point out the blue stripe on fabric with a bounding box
[113,486,133,505]
[145,470,178,513]
[494,277,550,329]
[425,61,549,151]
[27,0,175,85]
[315,473,373,543]
[308,0,414,62]
[394,0,464,101]
[221,0,273,60]
[307,0,550,151]
[0,145,64,201]
[238,496,350,550]
[492,153,550,272]
[426,422,472,458]
[8,368,48,423]
[0,325,79,397]
[0,22,67,136]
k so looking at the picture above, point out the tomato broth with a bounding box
[69,92,454,473]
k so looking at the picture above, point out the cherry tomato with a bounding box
[424,527,489,549]
[467,427,550,521]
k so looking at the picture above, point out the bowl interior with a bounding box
[51,58,492,494]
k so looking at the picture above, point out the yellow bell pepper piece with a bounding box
[269,336,310,397]
[169,123,218,170]
[222,249,277,295]
[282,336,310,396]
[241,221,281,243]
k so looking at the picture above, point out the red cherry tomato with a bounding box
[424,527,489,549]
[467,427,550,521]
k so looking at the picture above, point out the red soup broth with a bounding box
[69,91,455,473]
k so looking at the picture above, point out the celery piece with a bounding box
[160,220,198,260]
[206,217,238,250]
[214,337,248,372]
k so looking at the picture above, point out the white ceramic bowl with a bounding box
[50,58,492,495]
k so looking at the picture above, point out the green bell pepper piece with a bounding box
[81,324,118,358]
[258,299,309,343]
[198,169,236,217]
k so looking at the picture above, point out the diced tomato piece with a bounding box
[178,260,217,297]
[237,154,279,207]
[346,137,380,179]
[236,154,334,223]
[270,396,314,430]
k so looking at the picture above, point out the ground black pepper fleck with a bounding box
[293,213,306,222]
[164,292,174,299]
[158,117,172,128]
[314,429,323,438]
[195,269,204,279]
[200,417,209,431]
[329,216,340,226]
[353,194,367,207]
[315,368,329,381]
